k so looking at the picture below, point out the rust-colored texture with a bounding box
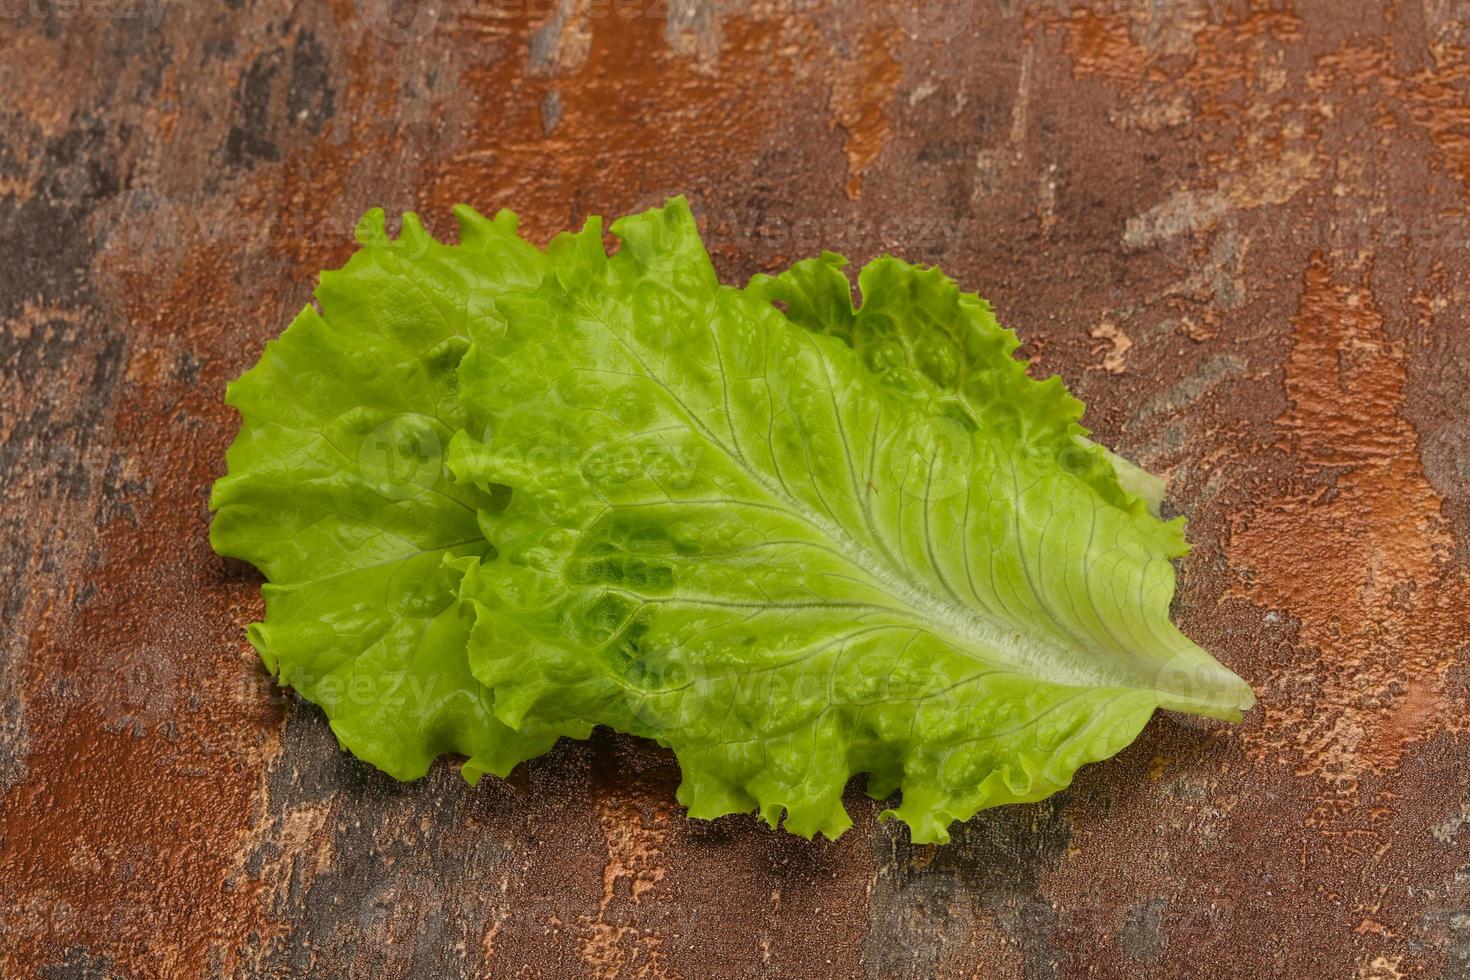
[2,1,1467,977]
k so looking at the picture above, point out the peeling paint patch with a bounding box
[1123,152,1322,250]
[577,794,676,979]
[664,0,731,66]
[530,0,595,76]
[1432,802,1470,844]
[1089,319,1132,373]
[1231,255,1470,785]
[829,27,902,199]
[1356,953,1407,980]
[1313,40,1470,195]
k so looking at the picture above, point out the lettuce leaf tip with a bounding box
[211,197,1254,843]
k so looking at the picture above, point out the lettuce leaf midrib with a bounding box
[550,289,1174,698]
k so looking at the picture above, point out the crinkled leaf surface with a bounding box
[213,197,1253,843]
[210,207,579,782]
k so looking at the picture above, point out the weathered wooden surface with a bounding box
[2,1,1467,977]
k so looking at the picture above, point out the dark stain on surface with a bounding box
[1119,897,1166,964]
[227,51,284,169]
[0,121,118,319]
[864,796,1073,979]
[37,946,121,980]
[287,31,335,136]
[0,114,129,795]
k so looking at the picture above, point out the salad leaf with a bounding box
[210,208,579,781]
[212,197,1254,842]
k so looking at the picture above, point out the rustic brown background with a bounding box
[2,1,1468,977]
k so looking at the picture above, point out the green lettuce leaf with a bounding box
[210,207,580,782]
[446,200,1253,841]
[212,197,1253,843]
